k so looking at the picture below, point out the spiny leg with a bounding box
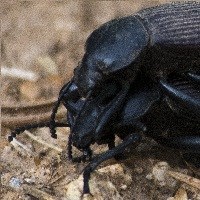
[83,133,142,194]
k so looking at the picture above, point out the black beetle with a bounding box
[63,72,200,194]
[8,2,200,195]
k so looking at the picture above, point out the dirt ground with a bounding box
[1,1,200,200]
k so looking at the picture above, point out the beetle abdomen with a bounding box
[138,2,200,46]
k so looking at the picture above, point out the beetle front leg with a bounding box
[159,73,200,122]
[82,133,142,194]
[103,134,125,160]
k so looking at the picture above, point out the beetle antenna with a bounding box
[67,131,73,160]
[8,81,72,143]
[8,122,69,142]
[49,81,72,139]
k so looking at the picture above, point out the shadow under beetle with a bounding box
[9,2,200,195]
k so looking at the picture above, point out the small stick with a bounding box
[49,174,67,185]
[23,184,58,200]
[2,66,39,81]
[24,130,63,153]
[10,138,34,156]
[168,171,200,190]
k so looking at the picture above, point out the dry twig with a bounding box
[168,171,200,190]
[2,99,66,128]
[24,130,63,153]
[23,184,58,200]
[2,66,39,81]
[10,138,34,156]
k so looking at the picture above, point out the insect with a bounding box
[8,2,200,195]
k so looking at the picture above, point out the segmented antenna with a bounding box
[67,131,73,160]
[8,122,69,142]
[49,81,72,139]
[8,81,72,142]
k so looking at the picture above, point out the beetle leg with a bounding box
[95,81,130,137]
[82,133,142,194]
[160,74,200,121]
[67,131,73,160]
[49,81,74,138]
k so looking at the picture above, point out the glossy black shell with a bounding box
[74,3,200,96]
[137,2,200,77]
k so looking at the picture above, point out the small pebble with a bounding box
[120,184,127,190]
[134,167,143,174]
[146,173,153,180]
[9,177,22,188]
[24,177,35,184]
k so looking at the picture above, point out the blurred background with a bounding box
[2,0,178,105]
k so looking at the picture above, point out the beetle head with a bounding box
[74,16,149,97]
[73,55,104,97]
[71,80,122,150]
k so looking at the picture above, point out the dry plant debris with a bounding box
[24,130,63,153]
[168,171,200,191]
[2,99,66,128]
